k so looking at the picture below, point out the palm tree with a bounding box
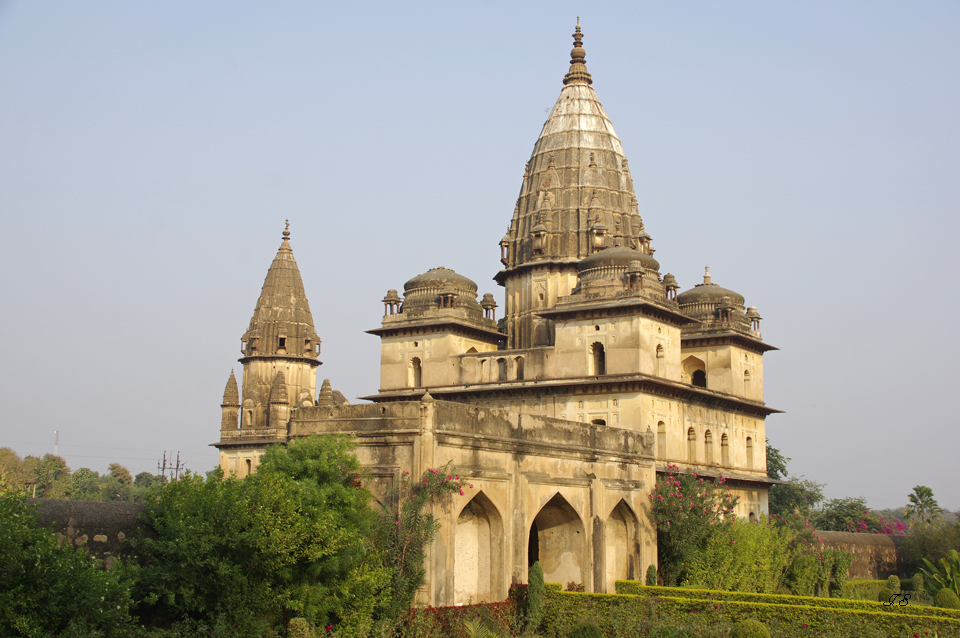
[904,485,944,527]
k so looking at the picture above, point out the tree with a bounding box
[108,462,133,485]
[769,476,825,519]
[905,485,945,527]
[811,497,871,532]
[765,439,789,481]
[137,435,392,635]
[24,454,71,498]
[648,464,739,586]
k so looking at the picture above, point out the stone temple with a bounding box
[214,23,779,606]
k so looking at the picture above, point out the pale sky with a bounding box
[1,1,957,511]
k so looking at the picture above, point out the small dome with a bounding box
[403,267,478,294]
[662,273,679,289]
[676,282,745,307]
[577,246,659,272]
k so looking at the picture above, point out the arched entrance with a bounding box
[454,492,503,604]
[604,500,639,592]
[528,494,585,588]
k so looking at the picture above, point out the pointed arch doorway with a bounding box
[528,493,586,588]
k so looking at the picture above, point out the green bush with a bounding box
[0,495,137,637]
[731,618,770,638]
[614,581,960,620]
[527,561,545,632]
[288,617,315,638]
[887,574,901,591]
[877,586,895,604]
[137,436,390,634]
[568,620,603,638]
[842,579,886,601]
[683,517,794,593]
[646,563,658,586]
[542,588,960,637]
[937,588,960,610]
[921,548,960,601]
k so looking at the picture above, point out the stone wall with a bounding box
[819,530,898,580]
[29,499,152,566]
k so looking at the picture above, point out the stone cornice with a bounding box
[365,372,783,418]
[366,317,503,342]
[681,331,778,354]
[237,354,321,367]
[536,297,698,326]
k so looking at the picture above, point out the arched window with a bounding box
[721,433,730,465]
[497,358,506,382]
[410,357,422,388]
[746,436,754,468]
[657,421,666,458]
[692,369,707,388]
[704,430,714,464]
[590,342,606,376]
[656,344,665,376]
[479,359,487,382]
[686,427,697,462]
[749,512,756,523]
[515,356,524,381]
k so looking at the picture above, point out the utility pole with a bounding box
[158,452,168,483]
[174,451,184,480]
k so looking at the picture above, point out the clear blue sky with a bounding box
[0,1,957,510]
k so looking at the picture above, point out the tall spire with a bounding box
[563,18,593,86]
[497,22,647,274]
[241,221,320,360]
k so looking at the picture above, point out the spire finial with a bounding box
[283,220,290,240]
[704,266,712,285]
[563,20,593,86]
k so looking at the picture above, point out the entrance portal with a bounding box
[528,494,585,588]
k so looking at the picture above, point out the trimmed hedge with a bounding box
[615,581,960,621]
[842,579,887,600]
[543,589,960,638]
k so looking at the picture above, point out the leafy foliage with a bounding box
[0,494,137,637]
[921,549,960,600]
[648,465,738,586]
[137,435,390,635]
[370,463,472,622]
[567,619,603,637]
[897,517,960,576]
[646,563,658,586]
[768,476,824,519]
[936,588,960,610]
[905,485,945,527]
[527,560,546,631]
[764,439,789,481]
[731,618,770,638]
[684,516,795,593]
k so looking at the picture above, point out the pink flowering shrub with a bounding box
[648,465,739,586]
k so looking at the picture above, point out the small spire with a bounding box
[279,220,292,252]
[704,266,712,285]
[316,378,335,406]
[563,20,593,86]
[221,369,240,406]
